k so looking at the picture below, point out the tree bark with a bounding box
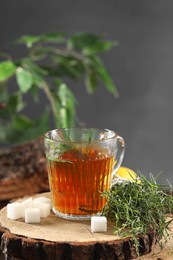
[0,229,158,260]
[0,138,49,201]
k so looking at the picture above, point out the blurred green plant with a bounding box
[0,32,118,145]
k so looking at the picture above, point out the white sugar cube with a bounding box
[25,208,40,223]
[34,203,51,218]
[21,198,35,208]
[6,196,51,222]
[34,197,51,207]
[91,216,107,232]
[7,202,22,220]
[20,198,36,217]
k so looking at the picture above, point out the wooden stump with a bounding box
[0,138,49,201]
[0,193,162,260]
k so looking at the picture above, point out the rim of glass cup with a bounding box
[44,127,117,144]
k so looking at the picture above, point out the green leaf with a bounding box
[21,63,43,87]
[94,57,119,97]
[0,84,8,102]
[17,32,65,48]
[0,92,25,118]
[15,91,25,112]
[16,35,42,48]
[20,59,48,88]
[102,174,173,254]
[12,115,34,131]
[16,67,33,93]
[67,32,101,50]
[23,109,50,142]
[1,109,50,145]
[52,82,77,128]
[22,59,48,76]
[58,83,77,107]
[65,96,77,127]
[0,31,119,145]
[0,61,16,81]
[30,84,40,103]
[58,84,71,127]
[85,71,98,94]
[83,40,118,55]
[39,32,65,43]
[67,32,117,54]
[53,56,85,79]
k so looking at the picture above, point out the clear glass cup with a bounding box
[44,128,125,220]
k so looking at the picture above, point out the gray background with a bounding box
[0,0,173,184]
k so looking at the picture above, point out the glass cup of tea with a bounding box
[44,127,125,220]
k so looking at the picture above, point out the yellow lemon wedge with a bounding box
[114,166,141,183]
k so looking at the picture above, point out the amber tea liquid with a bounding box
[47,147,114,219]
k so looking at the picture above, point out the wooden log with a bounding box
[0,193,161,260]
[0,138,49,201]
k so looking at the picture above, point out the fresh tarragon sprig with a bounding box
[101,174,173,255]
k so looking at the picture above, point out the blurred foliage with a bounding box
[0,32,118,145]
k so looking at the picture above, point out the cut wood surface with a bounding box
[1,192,171,260]
[0,138,49,201]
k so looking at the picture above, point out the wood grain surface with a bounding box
[0,192,169,260]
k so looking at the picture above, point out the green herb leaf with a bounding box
[85,71,98,94]
[94,57,119,97]
[0,91,25,118]
[16,35,42,48]
[20,59,47,88]
[16,67,33,93]
[12,115,34,131]
[67,32,117,55]
[1,109,50,145]
[53,56,85,79]
[0,31,118,145]
[53,82,77,128]
[102,174,173,254]
[39,32,65,43]
[0,61,16,81]
[17,32,65,48]
[22,59,48,76]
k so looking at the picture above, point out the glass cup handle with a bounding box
[112,135,125,181]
